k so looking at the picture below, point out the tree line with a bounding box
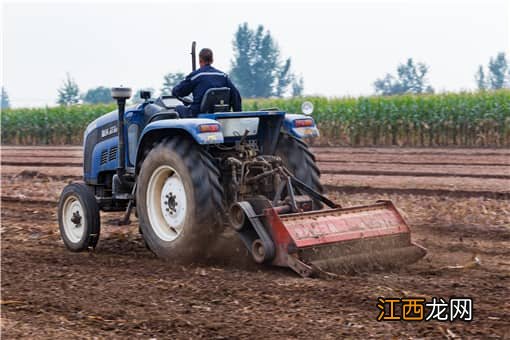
[1,22,509,109]
[374,52,509,95]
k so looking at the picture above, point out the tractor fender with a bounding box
[135,118,223,171]
[282,114,320,139]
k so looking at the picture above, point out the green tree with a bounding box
[475,52,509,90]
[475,65,487,90]
[230,23,295,98]
[488,52,508,89]
[291,76,304,97]
[83,86,113,104]
[57,73,80,106]
[374,58,434,95]
[161,72,185,95]
[1,87,10,110]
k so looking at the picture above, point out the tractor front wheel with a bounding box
[136,137,223,261]
[58,183,100,251]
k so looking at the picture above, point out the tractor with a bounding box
[57,43,426,277]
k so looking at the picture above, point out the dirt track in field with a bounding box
[1,146,510,339]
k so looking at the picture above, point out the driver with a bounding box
[172,48,242,118]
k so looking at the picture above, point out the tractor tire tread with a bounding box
[58,182,101,252]
[276,133,323,198]
[136,136,224,260]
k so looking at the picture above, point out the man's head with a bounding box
[199,48,213,67]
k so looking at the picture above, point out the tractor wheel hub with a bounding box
[147,165,187,242]
[62,196,85,243]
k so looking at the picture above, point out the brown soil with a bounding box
[316,153,510,166]
[3,167,509,195]
[1,166,82,178]
[322,174,510,194]
[3,146,509,194]
[318,162,510,178]
[1,150,82,158]
[2,157,83,166]
[2,146,510,338]
[311,146,510,156]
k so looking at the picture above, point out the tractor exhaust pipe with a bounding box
[111,87,132,178]
[191,41,197,71]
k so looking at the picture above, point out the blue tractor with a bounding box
[57,44,425,276]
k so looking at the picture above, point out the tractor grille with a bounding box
[109,146,118,161]
[100,149,108,165]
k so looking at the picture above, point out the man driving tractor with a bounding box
[172,48,242,117]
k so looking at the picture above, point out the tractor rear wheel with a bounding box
[275,133,323,207]
[136,137,223,261]
[58,182,100,251]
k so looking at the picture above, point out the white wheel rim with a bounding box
[146,165,187,242]
[62,196,86,243]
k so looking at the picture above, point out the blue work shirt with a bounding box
[172,65,242,115]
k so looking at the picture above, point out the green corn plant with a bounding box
[2,91,509,146]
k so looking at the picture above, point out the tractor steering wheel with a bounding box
[177,95,193,105]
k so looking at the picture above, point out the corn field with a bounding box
[2,90,509,146]
[1,103,116,145]
[245,90,510,146]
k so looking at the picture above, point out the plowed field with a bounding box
[1,146,509,338]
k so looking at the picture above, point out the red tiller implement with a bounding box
[265,201,426,276]
[231,177,426,277]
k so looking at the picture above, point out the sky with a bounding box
[1,0,509,107]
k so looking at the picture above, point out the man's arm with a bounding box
[226,77,242,112]
[172,74,194,98]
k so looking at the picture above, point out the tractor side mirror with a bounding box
[140,91,152,101]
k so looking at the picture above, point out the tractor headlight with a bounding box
[301,101,314,115]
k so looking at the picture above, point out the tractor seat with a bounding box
[200,87,230,113]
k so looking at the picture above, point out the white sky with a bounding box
[1,0,509,107]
